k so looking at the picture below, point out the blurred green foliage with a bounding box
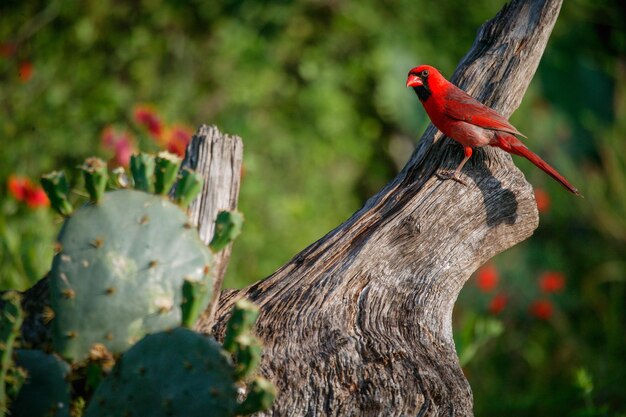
[0,0,624,415]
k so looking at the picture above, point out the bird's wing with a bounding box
[443,87,527,138]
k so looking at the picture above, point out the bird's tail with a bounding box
[496,134,581,196]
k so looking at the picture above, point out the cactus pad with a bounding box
[49,189,214,362]
[209,211,244,252]
[84,327,238,417]
[10,350,71,417]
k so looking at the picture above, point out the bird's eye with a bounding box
[421,70,429,77]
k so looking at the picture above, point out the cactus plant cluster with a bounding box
[49,187,213,362]
[83,300,274,417]
[47,153,212,363]
[0,153,275,417]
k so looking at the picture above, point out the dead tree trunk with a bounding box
[178,125,244,327]
[199,0,564,416]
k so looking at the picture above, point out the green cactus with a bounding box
[154,152,181,195]
[223,300,275,415]
[130,153,155,192]
[232,333,262,381]
[0,291,24,416]
[84,328,239,417]
[209,211,244,252]
[40,171,73,216]
[223,299,259,353]
[81,300,275,417]
[180,279,211,328]
[236,376,277,416]
[174,168,203,208]
[49,189,214,362]
[9,350,71,417]
[33,154,275,416]
[79,157,108,203]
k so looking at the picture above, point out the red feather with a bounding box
[443,87,527,138]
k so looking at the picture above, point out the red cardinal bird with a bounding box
[406,65,580,195]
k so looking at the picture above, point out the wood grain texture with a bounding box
[180,124,243,328]
[202,0,564,416]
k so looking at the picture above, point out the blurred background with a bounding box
[1,0,624,415]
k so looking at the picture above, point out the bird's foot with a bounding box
[436,170,467,186]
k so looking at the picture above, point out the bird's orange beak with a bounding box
[406,74,422,88]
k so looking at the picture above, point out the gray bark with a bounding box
[201,0,564,416]
[179,124,244,327]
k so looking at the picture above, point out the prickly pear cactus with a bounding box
[237,376,276,416]
[209,211,244,252]
[9,350,71,417]
[83,301,276,417]
[223,299,262,380]
[32,153,275,416]
[49,189,214,362]
[84,327,238,417]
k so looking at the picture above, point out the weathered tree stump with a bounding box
[198,0,564,416]
[179,124,243,327]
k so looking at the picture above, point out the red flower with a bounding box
[164,124,193,157]
[7,175,49,208]
[101,126,136,167]
[113,136,134,167]
[24,187,49,208]
[529,299,553,320]
[133,105,163,140]
[8,175,30,200]
[476,264,499,293]
[534,188,550,213]
[539,271,565,294]
[488,293,507,315]
[18,61,33,83]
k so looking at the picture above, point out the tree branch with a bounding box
[202,1,563,416]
